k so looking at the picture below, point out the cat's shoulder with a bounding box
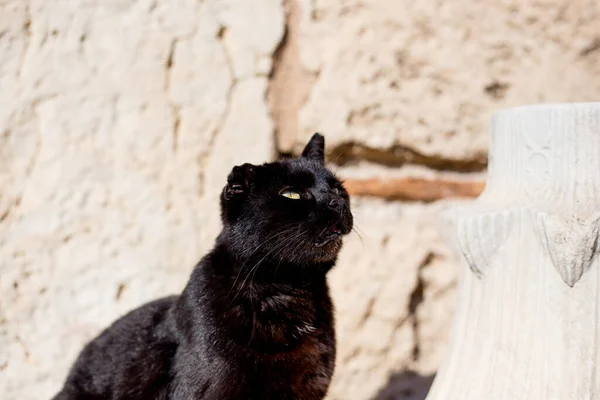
[77,295,179,361]
[61,296,180,398]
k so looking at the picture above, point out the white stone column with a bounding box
[426,103,600,399]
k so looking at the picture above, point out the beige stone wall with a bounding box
[1,0,599,399]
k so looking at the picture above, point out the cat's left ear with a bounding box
[223,163,255,200]
[301,133,325,164]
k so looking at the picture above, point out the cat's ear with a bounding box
[301,133,325,164]
[223,163,256,200]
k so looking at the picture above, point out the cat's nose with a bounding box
[328,198,344,213]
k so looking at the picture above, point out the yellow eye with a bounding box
[281,190,301,200]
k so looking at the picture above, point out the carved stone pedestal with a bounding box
[426,103,600,399]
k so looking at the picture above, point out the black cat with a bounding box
[52,133,353,400]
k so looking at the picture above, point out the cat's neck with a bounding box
[175,233,335,352]
[210,231,336,285]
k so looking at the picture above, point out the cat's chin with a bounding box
[311,238,343,262]
[315,222,346,247]
[311,222,347,261]
[314,233,340,248]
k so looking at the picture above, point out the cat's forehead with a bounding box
[267,158,339,186]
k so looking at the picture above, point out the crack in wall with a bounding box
[158,6,204,198]
[376,251,436,363]
[17,3,32,82]
[26,99,45,180]
[165,38,180,153]
[195,24,237,196]
[268,0,318,155]
[214,28,236,133]
[161,0,203,156]
[0,208,9,223]
[328,142,488,173]
[351,251,440,367]
[581,37,600,57]
[343,178,485,203]
[356,296,376,329]
[214,25,237,139]
[408,252,432,361]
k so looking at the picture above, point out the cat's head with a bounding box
[220,133,353,268]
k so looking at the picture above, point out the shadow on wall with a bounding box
[372,370,435,400]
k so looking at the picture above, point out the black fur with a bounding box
[52,133,353,400]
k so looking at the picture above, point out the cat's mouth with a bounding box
[315,223,345,247]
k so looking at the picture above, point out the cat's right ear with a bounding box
[223,163,255,200]
[301,133,325,164]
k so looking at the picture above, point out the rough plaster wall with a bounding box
[1,1,600,400]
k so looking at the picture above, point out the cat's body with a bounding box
[53,134,352,400]
[55,253,335,400]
